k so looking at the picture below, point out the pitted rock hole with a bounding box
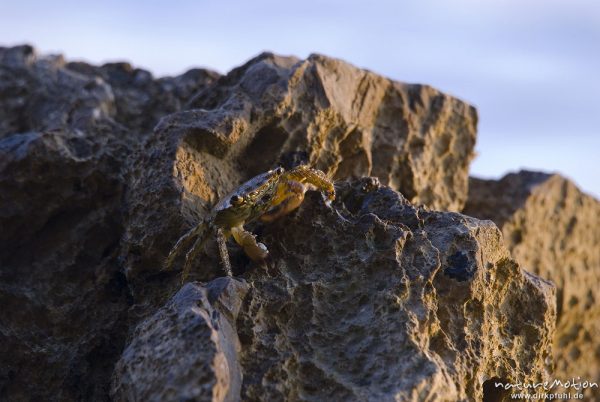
[482,377,511,402]
[444,251,477,282]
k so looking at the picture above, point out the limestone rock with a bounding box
[464,171,600,400]
[111,278,249,402]
[65,61,219,134]
[0,45,116,139]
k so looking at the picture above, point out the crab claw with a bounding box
[243,241,269,262]
[231,226,269,262]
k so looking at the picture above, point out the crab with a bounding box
[164,165,335,281]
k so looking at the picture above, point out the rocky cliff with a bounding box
[0,45,592,401]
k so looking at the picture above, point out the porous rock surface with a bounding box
[185,52,477,212]
[464,171,600,400]
[114,179,556,401]
[0,44,558,402]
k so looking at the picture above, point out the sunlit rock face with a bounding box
[182,52,478,212]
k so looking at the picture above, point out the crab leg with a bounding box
[230,225,269,262]
[285,165,335,203]
[180,225,214,283]
[164,221,208,272]
[216,227,233,277]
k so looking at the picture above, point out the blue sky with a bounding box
[2,0,598,197]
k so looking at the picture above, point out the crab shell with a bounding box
[213,167,284,229]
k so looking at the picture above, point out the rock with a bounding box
[123,52,478,301]
[116,178,556,402]
[0,45,219,138]
[464,171,600,400]
[189,52,477,212]
[233,178,555,401]
[0,45,116,139]
[1,44,557,402]
[65,61,220,134]
[0,128,131,401]
[0,45,218,401]
[111,278,249,402]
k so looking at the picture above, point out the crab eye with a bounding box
[230,195,243,205]
[275,167,284,175]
